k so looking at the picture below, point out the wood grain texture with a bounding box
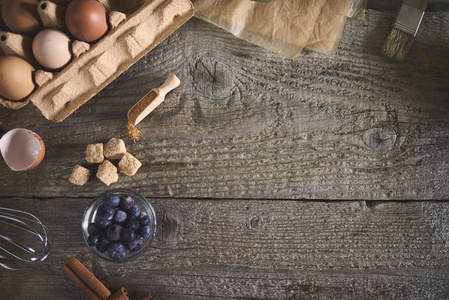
[1,5,448,300]
[0,11,448,200]
[0,198,448,299]
[367,0,449,11]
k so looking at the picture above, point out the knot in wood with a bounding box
[191,57,248,126]
[158,211,179,242]
[192,57,237,100]
[362,127,397,151]
[248,216,265,230]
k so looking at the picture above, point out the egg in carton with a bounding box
[0,0,193,122]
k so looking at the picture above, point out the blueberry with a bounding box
[113,210,127,223]
[96,204,114,220]
[95,217,111,229]
[106,224,123,241]
[127,204,141,221]
[107,242,126,260]
[138,212,150,226]
[121,228,136,242]
[87,223,101,235]
[102,194,120,208]
[138,225,151,239]
[96,235,111,253]
[119,196,135,210]
[125,220,140,231]
[128,238,143,252]
[87,235,100,246]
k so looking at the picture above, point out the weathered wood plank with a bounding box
[0,198,448,299]
[368,0,449,10]
[0,11,448,200]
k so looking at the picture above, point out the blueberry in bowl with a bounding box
[82,189,156,262]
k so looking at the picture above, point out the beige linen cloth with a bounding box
[193,0,367,57]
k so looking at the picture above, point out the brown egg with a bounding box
[65,0,109,43]
[0,5,9,31]
[0,56,35,101]
[1,0,42,36]
[51,0,72,6]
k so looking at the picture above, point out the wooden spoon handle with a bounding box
[153,74,181,98]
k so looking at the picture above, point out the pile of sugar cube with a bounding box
[69,138,142,186]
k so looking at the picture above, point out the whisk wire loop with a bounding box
[0,207,51,270]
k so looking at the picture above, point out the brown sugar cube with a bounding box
[119,153,142,176]
[96,160,119,186]
[104,138,127,160]
[69,165,90,186]
[86,143,104,163]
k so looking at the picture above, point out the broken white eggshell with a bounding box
[0,128,45,171]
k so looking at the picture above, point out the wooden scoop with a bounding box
[127,75,180,126]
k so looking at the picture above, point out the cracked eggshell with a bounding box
[0,128,45,171]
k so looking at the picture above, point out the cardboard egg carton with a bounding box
[0,0,193,122]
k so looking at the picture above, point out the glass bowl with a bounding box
[82,189,157,262]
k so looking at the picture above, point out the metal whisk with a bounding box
[0,207,51,270]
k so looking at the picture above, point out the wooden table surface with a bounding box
[1,2,449,299]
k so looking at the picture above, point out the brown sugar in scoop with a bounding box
[128,75,180,126]
[126,75,180,142]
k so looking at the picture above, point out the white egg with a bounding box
[0,128,45,171]
[32,28,72,70]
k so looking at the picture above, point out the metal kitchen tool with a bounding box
[0,207,51,270]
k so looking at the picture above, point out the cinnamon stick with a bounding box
[62,257,111,300]
[140,292,157,300]
[62,264,103,300]
[108,287,130,300]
